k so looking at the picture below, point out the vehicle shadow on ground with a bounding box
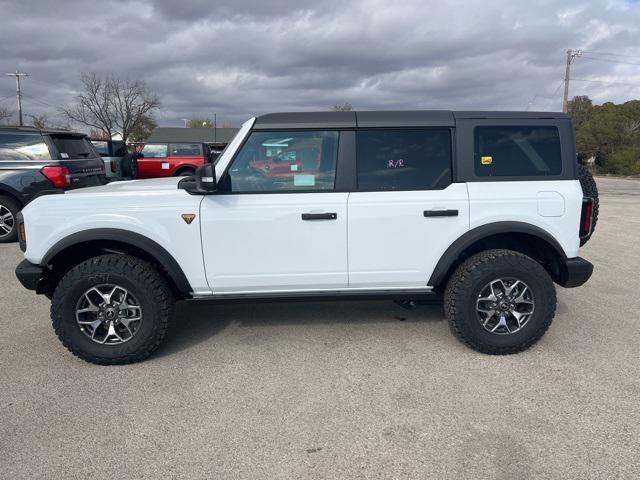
[156,300,445,358]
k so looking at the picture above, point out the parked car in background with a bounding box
[0,126,105,243]
[91,139,138,180]
[135,142,211,178]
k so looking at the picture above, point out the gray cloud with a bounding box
[1,0,639,129]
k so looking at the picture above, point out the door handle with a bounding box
[301,212,337,220]
[423,209,458,217]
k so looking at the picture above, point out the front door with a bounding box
[137,143,169,178]
[201,130,348,293]
[347,128,469,289]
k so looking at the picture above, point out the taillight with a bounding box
[110,161,117,173]
[41,166,71,188]
[580,197,594,238]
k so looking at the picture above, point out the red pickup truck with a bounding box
[136,142,212,178]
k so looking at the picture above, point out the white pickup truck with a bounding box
[15,111,597,364]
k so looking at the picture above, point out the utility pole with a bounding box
[562,49,582,113]
[213,113,217,143]
[5,70,28,126]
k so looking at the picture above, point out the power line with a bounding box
[21,93,57,109]
[570,77,640,87]
[581,50,640,60]
[525,78,564,111]
[580,56,640,67]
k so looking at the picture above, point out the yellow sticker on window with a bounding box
[481,156,493,165]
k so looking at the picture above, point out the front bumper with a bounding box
[557,257,593,288]
[15,259,44,291]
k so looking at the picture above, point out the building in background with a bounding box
[145,127,238,150]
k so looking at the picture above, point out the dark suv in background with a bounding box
[0,126,106,243]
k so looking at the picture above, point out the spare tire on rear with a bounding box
[577,163,599,246]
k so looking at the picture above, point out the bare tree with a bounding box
[63,73,160,143]
[89,128,111,140]
[30,114,48,129]
[0,107,12,125]
[332,102,353,112]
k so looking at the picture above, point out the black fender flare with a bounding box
[427,221,567,287]
[42,228,193,295]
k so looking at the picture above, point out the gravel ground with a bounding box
[1,176,639,479]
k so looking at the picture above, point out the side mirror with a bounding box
[179,163,217,195]
[196,163,217,192]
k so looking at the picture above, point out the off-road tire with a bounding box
[121,153,138,179]
[0,195,20,243]
[51,254,174,365]
[577,164,599,246]
[444,249,556,355]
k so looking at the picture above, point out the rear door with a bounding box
[168,143,205,175]
[46,133,105,188]
[347,128,469,289]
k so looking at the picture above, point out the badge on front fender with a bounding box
[181,214,196,225]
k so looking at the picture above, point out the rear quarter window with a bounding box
[0,133,51,160]
[474,126,562,177]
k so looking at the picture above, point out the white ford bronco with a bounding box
[15,111,597,365]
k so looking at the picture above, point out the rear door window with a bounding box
[0,133,51,160]
[169,143,202,156]
[474,126,562,177]
[49,135,99,159]
[356,129,452,191]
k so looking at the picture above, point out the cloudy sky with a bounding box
[1,0,640,128]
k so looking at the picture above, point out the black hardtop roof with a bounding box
[0,125,86,136]
[253,110,569,129]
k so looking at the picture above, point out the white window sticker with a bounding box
[60,153,69,159]
[290,164,298,172]
[161,162,170,170]
[293,174,315,187]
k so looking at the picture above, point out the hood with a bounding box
[65,177,182,194]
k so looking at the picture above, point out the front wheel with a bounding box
[51,254,174,365]
[175,168,195,177]
[444,249,556,355]
[0,195,20,243]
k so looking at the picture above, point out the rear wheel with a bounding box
[51,254,174,365]
[444,249,556,355]
[0,195,20,243]
[577,164,599,245]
